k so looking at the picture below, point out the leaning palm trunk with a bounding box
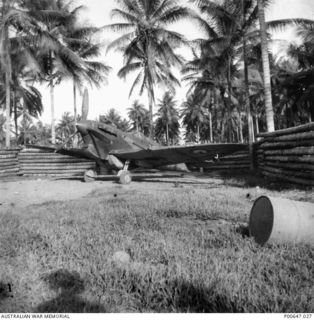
[257,0,275,132]
[50,78,56,144]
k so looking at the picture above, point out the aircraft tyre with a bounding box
[119,171,132,185]
[84,169,97,182]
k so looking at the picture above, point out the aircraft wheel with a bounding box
[84,169,96,183]
[119,171,132,185]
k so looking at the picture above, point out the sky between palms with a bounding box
[38,0,314,124]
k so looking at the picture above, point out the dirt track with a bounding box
[0,174,226,211]
[0,178,110,209]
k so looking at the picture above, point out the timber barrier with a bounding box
[256,122,314,186]
[18,149,96,177]
[0,148,96,178]
[0,149,20,178]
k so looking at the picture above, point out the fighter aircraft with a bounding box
[44,120,248,184]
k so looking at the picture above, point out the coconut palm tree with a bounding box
[0,0,11,147]
[181,93,209,144]
[107,0,191,136]
[155,92,180,145]
[63,15,111,125]
[57,112,75,145]
[100,108,130,132]
[0,0,37,147]
[20,0,89,144]
[127,100,147,133]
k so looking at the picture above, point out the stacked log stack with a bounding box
[0,149,20,178]
[18,148,96,177]
[256,123,314,186]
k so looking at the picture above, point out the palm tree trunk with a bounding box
[5,71,11,148]
[238,109,244,143]
[148,89,154,138]
[13,90,18,139]
[50,78,56,144]
[73,82,77,124]
[257,0,275,132]
[209,111,213,143]
[23,99,27,146]
[73,82,78,147]
[197,124,200,144]
[227,60,233,142]
[2,0,11,148]
[255,115,260,134]
[166,123,169,145]
[242,0,255,146]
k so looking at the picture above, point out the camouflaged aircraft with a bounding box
[47,120,248,184]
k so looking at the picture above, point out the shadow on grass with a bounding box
[104,267,246,312]
[0,281,13,300]
[170,280,241,312]
[36,269,105,313]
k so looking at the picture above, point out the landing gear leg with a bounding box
[117,161,132,184]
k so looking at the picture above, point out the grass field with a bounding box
[1,174,314,313]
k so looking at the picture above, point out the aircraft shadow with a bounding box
[35,269,105,313]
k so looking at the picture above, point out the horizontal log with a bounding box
[0,167,19,174]
[22,148,55,153]
[19,165,95,170]
[19,171,86,176]
[0,159,19,165]
[18,158,93,164]
[264,147,314,156]
[259,131,314,144]
[20,173,83,177]
[18,153,79,158]
[19,161,94,166]
[19,167,91,172]
[218,157,250,162]
[261,170,314,186]
[0,149,20,155]
[257,122,314,138]
[0,164,19,170]
[259,139,314,150]
[262,165,314,179]
[262,161,314,171]
[203,165,249,170]
[265,155,314,164]
[0,154,17,159]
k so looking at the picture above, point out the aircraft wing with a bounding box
[111,143,248,167]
